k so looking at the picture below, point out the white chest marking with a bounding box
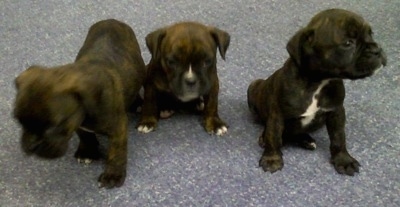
[300,80,330,126]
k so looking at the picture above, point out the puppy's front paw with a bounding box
[331,152,360,176]
[98,170,126,189]
[137,125,155,133]
[74,147,101,164]
[77,158,93,165]
[137,117,157,133]
[204,117,228,136]
[259,154,284,173]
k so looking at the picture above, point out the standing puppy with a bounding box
[247,9,386,175]
[137,22,230,136]
[13,19,146,188]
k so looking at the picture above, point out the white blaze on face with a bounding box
[185,65,194,80]
[179,64,199,102]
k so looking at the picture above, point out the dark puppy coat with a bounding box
[14,19,146,188]
[247,9,386,175]
[137,22,230,135]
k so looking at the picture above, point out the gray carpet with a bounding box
[1,0,399,206]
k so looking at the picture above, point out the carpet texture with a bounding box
[1,0,399,206]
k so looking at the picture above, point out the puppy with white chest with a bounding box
[13,19,146,188]
[247,9,387,175]
[137,22,230,136]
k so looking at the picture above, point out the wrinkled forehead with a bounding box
[308,12,371,44]
[162,25,215,60]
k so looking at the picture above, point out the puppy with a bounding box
[247,9,386,175]
[13,19,146,188]
[137,22,230,136]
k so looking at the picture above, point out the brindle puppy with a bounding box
[14,19,146,188]
[247,9,386,175]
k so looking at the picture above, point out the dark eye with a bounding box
[342,39,356,48]
[165,58,178,68]
[203,59,213,68]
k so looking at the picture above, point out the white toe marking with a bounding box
[77,158,92,165]
[216,126,228,136]
[138,125,154,133]
[196,102,205,111]
[310,142,317,149]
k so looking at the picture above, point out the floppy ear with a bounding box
[14,66,45,89]
[209,27,230,60]
[145,28,166,61]
[286,28,314,66]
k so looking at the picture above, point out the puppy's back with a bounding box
[71,19,146,113]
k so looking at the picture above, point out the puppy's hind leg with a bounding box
[247,79,264,115]
[158,92,177,119]
[282,133,317,150]
[75,128,102,164]
[295,134,317,150]
[130,94,143,113]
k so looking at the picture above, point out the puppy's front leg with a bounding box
[203,79,227,136]
[75,128,101,164]
[259,110,284,173]
[137,83,158,133]
[326,106,360,176]
[98,114,128,188]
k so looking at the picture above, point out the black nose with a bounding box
[366,44,382,56]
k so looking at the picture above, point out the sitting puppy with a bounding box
[247,9,386,175]
[137,22,230,136]
[13,19,146,188]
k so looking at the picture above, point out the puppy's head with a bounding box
[146,22,230,102]
[287,9,387,80]
[14,66,84,158]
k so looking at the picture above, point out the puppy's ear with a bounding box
[15,66,45,89]
[145,28,166,60]
[209,27,230,60]
[286,28,314,66]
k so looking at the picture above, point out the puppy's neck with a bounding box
[287,59,331,83]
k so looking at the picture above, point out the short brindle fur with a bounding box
[247,9,387,175]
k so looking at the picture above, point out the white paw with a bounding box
[160,110,175,119]
[196,96,205,111]
[196,102,205,111]
[137,125,154,133]
[215,126,228,136]
[310,142,317,149]
[77,158,93,165]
